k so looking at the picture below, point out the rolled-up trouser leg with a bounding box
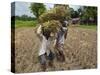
[38,54,46,71]
[55,44,65,62]
[47,50,55,61]
[47,50,55,67]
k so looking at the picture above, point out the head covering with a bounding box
[62,21,68,27]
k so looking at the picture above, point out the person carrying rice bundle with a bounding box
[36,5,69,71]
[36,20,61,71]
[54,20,68,62]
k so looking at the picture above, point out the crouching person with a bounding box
[36,25,56,71]
[54,21,68,62]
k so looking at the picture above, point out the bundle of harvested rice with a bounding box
[42,20,61,33]
[39,6,67,23]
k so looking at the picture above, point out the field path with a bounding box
[15,26,97,73]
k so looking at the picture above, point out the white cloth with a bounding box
[37,25,53,56]
[64,21,68,25]
[37,25,46,56]
[39,36,54,56]
[39,35,47,56]
[46,37,54,56]
[59,34,64,44]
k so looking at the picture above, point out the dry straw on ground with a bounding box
[15,26,97,73]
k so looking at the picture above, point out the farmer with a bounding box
[36,24,59,71]
[54,20,68,62]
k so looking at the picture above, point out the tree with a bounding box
[30,3,46,21]
[69,7,79,18]
[81,6,97,25]
[77,7,83,16]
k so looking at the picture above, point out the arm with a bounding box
[36,25,43,40]
[37,25,42,34]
